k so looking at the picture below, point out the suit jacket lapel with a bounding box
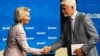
[74,12,80,32]
[73,12,81,43]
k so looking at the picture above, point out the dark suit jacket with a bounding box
[51,12,99,56]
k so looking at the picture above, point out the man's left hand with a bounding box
[74,48,83,56]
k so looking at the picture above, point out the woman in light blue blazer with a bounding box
[3,7,42,56]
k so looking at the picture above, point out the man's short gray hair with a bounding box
[61,0,76,7]
[14,7,30,23]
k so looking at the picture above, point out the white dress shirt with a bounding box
[71,11,77,30]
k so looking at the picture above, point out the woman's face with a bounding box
[21,12,30,24]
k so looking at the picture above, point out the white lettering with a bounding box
[48,26,57,30]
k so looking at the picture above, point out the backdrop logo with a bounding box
[2,27,10,30]
[37,32,46,35]
[81,12,100,19]
[37,42,46,45]
[48,26,57,30]
[48,36,57,40]
[26,37,34,40]
[2,37,7,41]
[25,27,34,30]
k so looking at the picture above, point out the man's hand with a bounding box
[41,46,52,54]
[74,48,83,56]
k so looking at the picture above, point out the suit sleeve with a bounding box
[51,33,65,51]
[16,29,41,55]
[81,16,99,55]
[51,23,67,51]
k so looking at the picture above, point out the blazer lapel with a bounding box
[74,12,80,32]
[73,12,81,43]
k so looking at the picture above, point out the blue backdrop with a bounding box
[0,0,100,56]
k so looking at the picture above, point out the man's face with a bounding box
[61,4,74,16]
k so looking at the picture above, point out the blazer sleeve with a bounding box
[16,29,41,55]
[81,15,99,55]
[51,33,65,51]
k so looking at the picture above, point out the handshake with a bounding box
[32,46,52,55]
[31,46,52,55]
[40,46,52,54]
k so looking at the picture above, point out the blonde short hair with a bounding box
[14,7,30,23]
[61,0,76,8]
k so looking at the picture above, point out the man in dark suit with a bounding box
[41,0,99,56]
